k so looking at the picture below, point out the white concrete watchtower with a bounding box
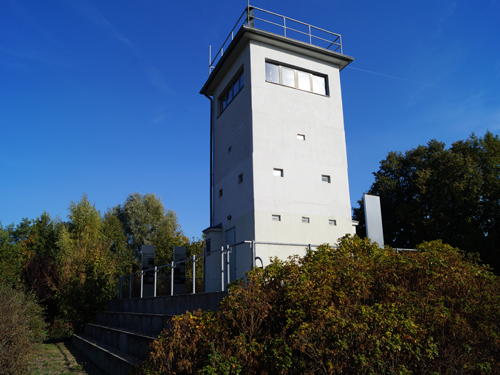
[201,5,356,292]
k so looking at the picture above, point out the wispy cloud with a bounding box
[345,66,450,90]
[151,114,168,124]
[65,0,171,94]
[0,47,69,67]
[2,0,69,67]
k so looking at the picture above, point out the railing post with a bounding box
[248,6,254,28]
[192,255,196,294]
[252,241,256,269]
[119,277,122,300]
[129,274,132,299]
[226,245,231,285]
[283,17,286,37]
[221,246,225,292]
[171,261,175,296]
[153,266,157,297]
[140,271,144,298]
[309,25,312,44]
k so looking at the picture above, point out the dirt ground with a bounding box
[30,340,109,375]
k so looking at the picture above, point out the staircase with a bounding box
[72,291,228,375]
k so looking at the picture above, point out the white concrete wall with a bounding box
[211,46,252,226]
[249,40,353,247]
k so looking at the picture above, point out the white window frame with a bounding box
[219,69,244,114]
[265,61,327,96]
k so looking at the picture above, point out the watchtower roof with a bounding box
[201,5,354,96]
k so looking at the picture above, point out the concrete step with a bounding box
[84,323,156,360]
[72,334,139,375]
[95,311,173,336]
[108,291,228,315]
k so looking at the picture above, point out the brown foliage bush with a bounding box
[0,284,47,375]
[135,236,500,375]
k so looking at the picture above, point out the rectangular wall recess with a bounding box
[273,168,284,177]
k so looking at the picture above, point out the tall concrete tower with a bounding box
[201,6,356,292]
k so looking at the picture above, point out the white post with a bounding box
[192,255,196,294]
[220,246,225,292]
[153,266,157,297]
[140,271,144,298]
[171,261,175,296]
[226,245,231,285]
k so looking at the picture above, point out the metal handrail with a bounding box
[119,240,322,299]
[209,5,343,74]
[119,241,418,299]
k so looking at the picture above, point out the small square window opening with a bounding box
[329,219,337,226]
[228,146,232,153]
[322,175,331,183]
[219,189,223,197]
[302,217,310,223]
[273,168,284,177]
[297,134,306,140]
[238,174,243,184]
[272,215,281,221]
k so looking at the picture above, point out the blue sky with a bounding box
[1,0,499,239]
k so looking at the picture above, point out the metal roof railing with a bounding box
[209,5,343,74]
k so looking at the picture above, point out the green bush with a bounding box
[135,236,500,375]
[0,284,47,375]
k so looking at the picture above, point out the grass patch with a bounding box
[30,340,107,375]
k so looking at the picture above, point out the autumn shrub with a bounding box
[135,236,500,374]
[48,319,74,341]
[0,284,47,375]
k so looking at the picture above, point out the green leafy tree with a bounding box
[56,194,118,330]
[102,211,137,276]
[0,223,23,286]
[136,236,500,375]
[353,131,500,272]
[112,192,184,263]
[20,213,61,323]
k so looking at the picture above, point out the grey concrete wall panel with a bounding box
[364,194,384,246]
[107,291,228,315]
[72,334,138,375]
[84,323,155,360]
[95,311,173,336]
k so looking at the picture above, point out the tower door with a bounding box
[225,227,236,282]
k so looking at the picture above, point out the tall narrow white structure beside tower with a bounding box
[201,7,356,292]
